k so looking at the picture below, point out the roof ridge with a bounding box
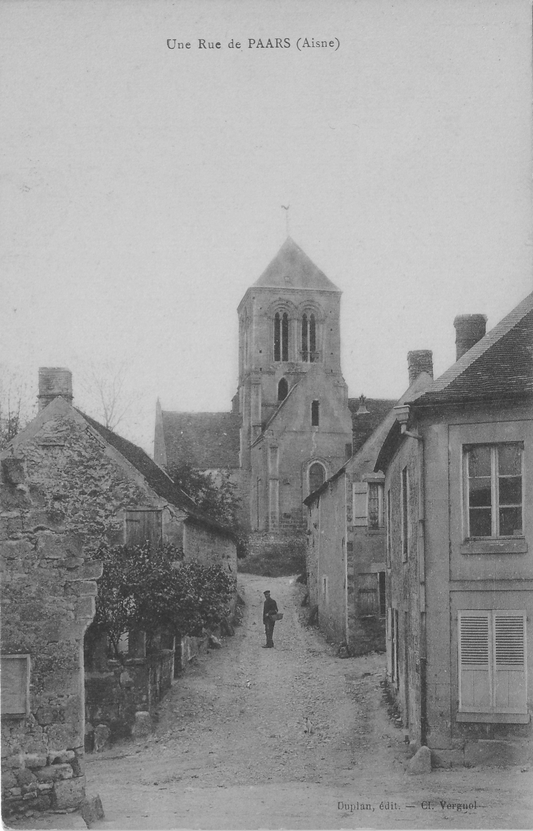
[420,291,533,395]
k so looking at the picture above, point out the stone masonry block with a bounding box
[4,754,24,769]
[2,539,34,559]
[36,533,62,558]
[15,769,37,787]
[64,561,103,581]
[35,765,73,783]
[52,776,85,810]
[74,597,95,619]
[2,770,18,790]
[68,581,98,597]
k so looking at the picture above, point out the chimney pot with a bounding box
[38,367,73,411]
[407,350,433,385]
[453,314,487,360]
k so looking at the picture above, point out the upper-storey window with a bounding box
[274,312,289,362]
[311,400,319,427]
[465,444,523,539]
[301,313,318,362]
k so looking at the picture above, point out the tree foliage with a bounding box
[87,541,233,661]
[0,365,35,449]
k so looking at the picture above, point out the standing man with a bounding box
[262,590,278,648]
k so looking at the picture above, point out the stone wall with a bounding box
[1,481,101,820]
[183,520,237,580]
[85,649,175,747]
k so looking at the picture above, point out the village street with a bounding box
[14,574,533,831]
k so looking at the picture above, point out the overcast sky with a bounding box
[1,0,532,453]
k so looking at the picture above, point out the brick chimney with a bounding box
[407,350,433,385]
[38,367,73,411]
[454,314,487,360]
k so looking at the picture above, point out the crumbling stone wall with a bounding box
[0,480,101,820]
[184,521,237,580]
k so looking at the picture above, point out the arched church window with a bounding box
[278,378,288,401]
[274,312,289,362]
[301,313,318,362]
[308,462,326,495]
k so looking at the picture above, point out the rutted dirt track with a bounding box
[14,574,533,829]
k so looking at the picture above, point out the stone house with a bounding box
[1,368,237,816]
[304,352,433,654]
[155,238,394,560]
[375,294,533,766]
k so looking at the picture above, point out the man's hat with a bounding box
[263,590,270,595]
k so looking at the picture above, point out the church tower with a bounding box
[237,238,353,534]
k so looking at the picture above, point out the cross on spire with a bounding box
[281,204,290,236]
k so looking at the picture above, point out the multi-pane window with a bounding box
[465,444,523,538]
[302,313,318,362]
[458,610,527,716]
[368,483,383,530]
[274,312,289,361]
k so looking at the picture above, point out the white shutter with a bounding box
[493,612,526,713]
[353,482,367,527]
[458,611,491,712]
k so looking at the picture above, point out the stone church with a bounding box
[154,238,394,537]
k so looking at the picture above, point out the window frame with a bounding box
[367,482,384,530]
[274,311,290,362]
[311,400,320,427]
[463,442,524,541]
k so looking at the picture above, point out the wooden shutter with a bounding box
[358,573,378,615]
[353,482,367,527]
[493,612,526,713]
[458,611,491,712]
[125,510,162,546]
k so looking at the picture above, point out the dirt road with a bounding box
[14,574,533,829]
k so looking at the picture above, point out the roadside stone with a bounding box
[407,745,431,774]
[93,723,111,751]
[209,635,222,649]
[131,712,152,739]
[81,793,105,827]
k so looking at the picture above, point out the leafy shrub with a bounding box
[87,541,233,661]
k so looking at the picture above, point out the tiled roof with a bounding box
[79,411,235,538]
[413,292,533,407]
[160,411,241,471]
[348,398,397,453]
[252,237,339,292]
